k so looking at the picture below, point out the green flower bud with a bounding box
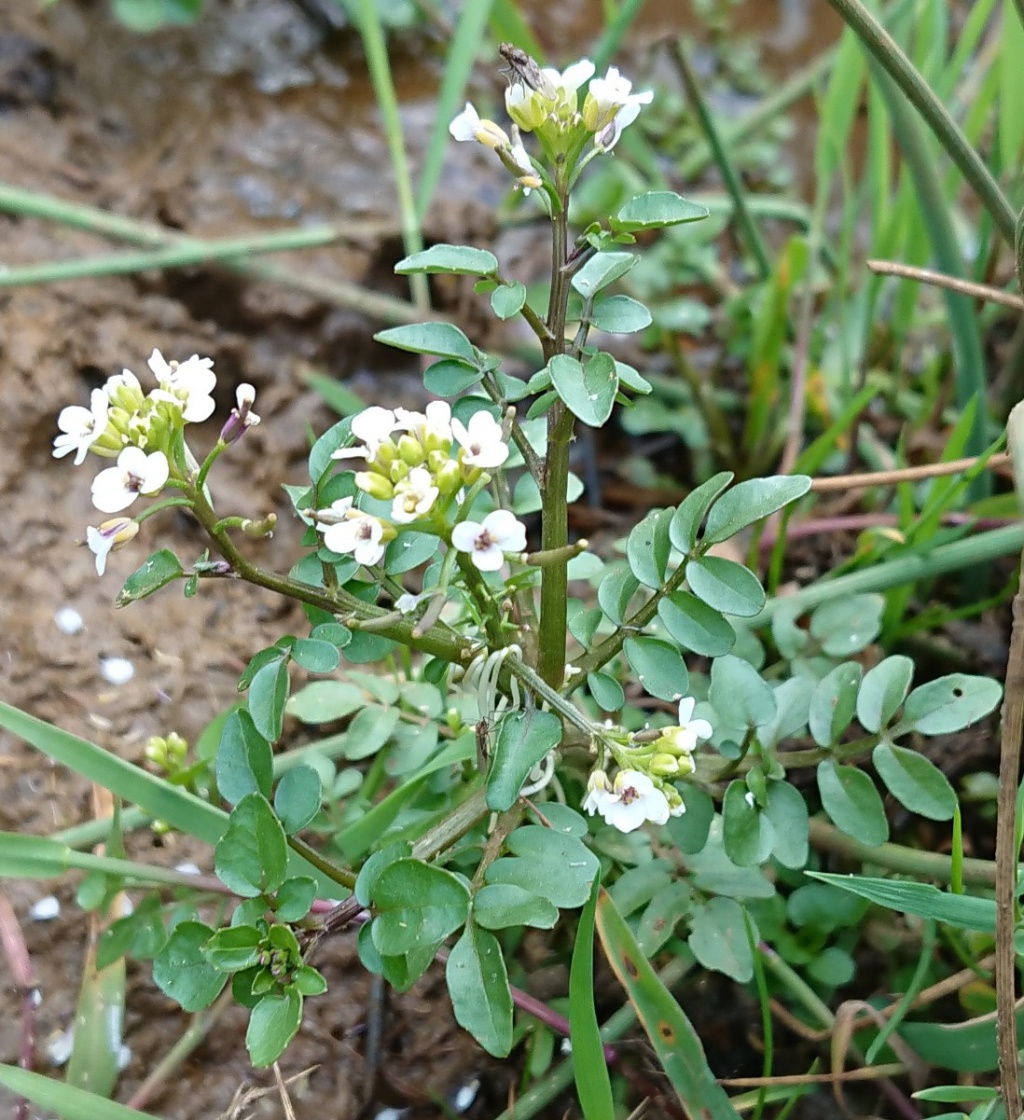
[388,459,410,484]
[397,434,426,467]
[435,460,463,495]
[649,752,681,777]
[355,471,394,501]
[374,438,397,468]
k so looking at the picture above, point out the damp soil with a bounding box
[0,2,1005,1118]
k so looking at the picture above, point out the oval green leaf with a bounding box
[446,922,513,1057]
[548,351,619,427]
[872,742,956,821]
[658,591,735,657]
[486,708,562,812]
[686,556,765,617]
[701,475,811,545]
[623,636,688,701]
[589,294,652,334]
[857,655,914,733]
[394,244,498,276]
[816,760,889,845]
[613,190,710,232]
[374,322,477,365]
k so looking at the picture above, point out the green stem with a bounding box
[808,816,1002,887]
[537,199,573,689]
[825,0,1016,244]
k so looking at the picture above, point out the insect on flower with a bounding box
[498,42,552,97]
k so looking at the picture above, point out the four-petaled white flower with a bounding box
[319,508,386,567]
[584,769,670,833]
[451,411,509,469]
[664,696,714,755]
[391,467,439,524]
[586,66,653,151]
[149,350,217,423]
[451,509,525,571]
[449,102,510,149]
[91,447,170,513]
[53,389,109,465]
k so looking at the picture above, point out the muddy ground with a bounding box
[0,1,974,1118]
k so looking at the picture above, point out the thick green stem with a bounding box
[537,203,573,689]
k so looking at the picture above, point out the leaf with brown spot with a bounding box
[595,888,741,1119]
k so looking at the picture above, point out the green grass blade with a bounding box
[0,1064,160,1120]
[488,1,544,59]
[0,701,227,845]
[755,523,1024,626]
[0,832,212,887]
[673,42,770,280]
[826,0,1016,243]
[592,0,645,72]
[354,0,427,308]
[870,58,989,477]
[0,182,423,325]
[416,0,494,222]
[0,226,347,288]
[594,888,740,1118]
[569,877,614,1120]
[1000,2,1024,170]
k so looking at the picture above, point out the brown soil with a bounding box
[0,2,504,1114]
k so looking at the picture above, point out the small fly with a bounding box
[498,43,554,98]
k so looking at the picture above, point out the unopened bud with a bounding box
[649,753,681,777]
[434,460,463,495]
[355,471,394,501]
[396,434,425,467]
[241,513,277,538]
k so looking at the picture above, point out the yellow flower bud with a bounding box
[649,753,681,777]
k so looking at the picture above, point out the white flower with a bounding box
[394,400,452,447]
[53,389,109,465]
[395,592,426,615]
[451,411,509,469]
[585,66,653,139]
[315,496,353,523]
[91,447,169,513]
[333,406,398,461]
[449,102,510,149]
[451,509,526,571]
[85,517,139,576]
[664,697,714,755]
[508,137,541,194]
[320,511,386,567]
[582,769,615,817]
[149,350,217,423]
[391,467,439,524]
[583,769,670,833]
[104,368,144,411]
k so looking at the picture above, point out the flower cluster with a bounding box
[449,51,652,194]
[583,697,712,832]
[317,402,524,572]
[53,350,259,574]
